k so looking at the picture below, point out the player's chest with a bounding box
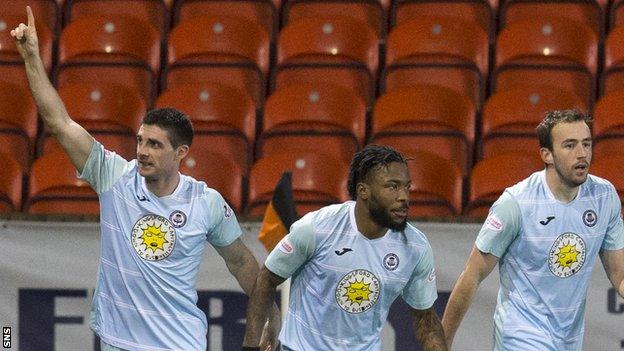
[312,235,417,302]
[514,204,606,276]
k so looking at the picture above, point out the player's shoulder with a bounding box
[402,223,432,248]
[585,173,616,193]
[505,170,543,197]
[179,174,226,202]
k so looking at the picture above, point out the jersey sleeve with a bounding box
[402,242,438,310]
[475,191,522,258]
[77,140,132,194]
[265,213,316,279]
[204,190,243,247]
[602,184,624,250]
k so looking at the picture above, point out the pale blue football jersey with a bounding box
[266,201,438,350]
[476,170,624,351]
[79,141,242,351]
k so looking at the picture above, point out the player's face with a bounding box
[545,121,592,188]
[136,124,180,180]
[366,162,410,231]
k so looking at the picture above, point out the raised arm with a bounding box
[600,248,624,297]
[11,6,93,172]
[441,246,499,349]
[242,266,285,348]
[412,307,447,351]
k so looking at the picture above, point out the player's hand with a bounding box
[10,6,40,60]
[259,317,280,351]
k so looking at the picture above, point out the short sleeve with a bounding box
[475,191,522,258]
[602,185,624,250]
[205,191,242,247]
[265,213,316,279]
[77,140,132,194]
[402,242,438,310]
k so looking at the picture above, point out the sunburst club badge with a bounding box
[335,269,380,314]
[548,232,586,278]
[131,214,176,261]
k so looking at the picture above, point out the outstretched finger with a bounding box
[26,6,35,30]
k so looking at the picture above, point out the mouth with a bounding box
[391,208,408,218]
[574,163,588,172]
[139,161,153,168]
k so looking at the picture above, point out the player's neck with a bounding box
[545,168,580,203]
[354,202,387,239]
[145,171,181,197]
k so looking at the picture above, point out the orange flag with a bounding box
[257,172,298,252]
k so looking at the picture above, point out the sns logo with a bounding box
[3,327,11,348]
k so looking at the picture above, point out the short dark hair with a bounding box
[142,108,194,148]
[536,109,592,151]
[347,144,407,200]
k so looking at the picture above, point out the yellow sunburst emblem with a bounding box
[335,269,380,314]
[556,244,579,268]
[343,280,372,305]
[140,225,169,253]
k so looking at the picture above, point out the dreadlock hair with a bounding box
[347,145,407,200]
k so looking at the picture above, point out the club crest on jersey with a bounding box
[131,214,176,261]
[383,253,399,271]
[335,269,380,314]
[548,232,586,278]
[582,209,597,227]
[169,210,187,228]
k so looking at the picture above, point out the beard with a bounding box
[553,158,588,188]
[368,195,407,232]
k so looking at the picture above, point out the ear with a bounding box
[176,145,190,159]
[540,147,553,166]
[357,182,369,200]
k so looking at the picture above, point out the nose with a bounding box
[576,144,589,159]
[137,143,148,159]
[397,186,409,203]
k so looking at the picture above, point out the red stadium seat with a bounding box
[258,84,366,164]
[274,17,379,108]
[591,154,624,204]
[248,152,349,215]
[494,18,598,108]
[0,152,23,213]
[465,152,543,217]
[155,82,256,173]
[401,149,463,217]
[64,0,167,34]
[371,85,476,177]
[283,1,384,37]
[0,83,38,170]
[56,15,161,104]
[480,86,586,159]
[602,26,624,96]
[500,0,605,37]
[180,149,244,212]
[392,1,492,39]
[174,0,277,40]
[41,82,146,158]
[26,151,99,215]
[166,15,270,107]
[592,90,624,160]
[384,17,488,109]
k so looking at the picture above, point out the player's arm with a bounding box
[243,266,285,348]
[441,246,499,349]
[11,6,93,173]
[599,248,624,297]
[215,239,281,350]
[412,306,447,350]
